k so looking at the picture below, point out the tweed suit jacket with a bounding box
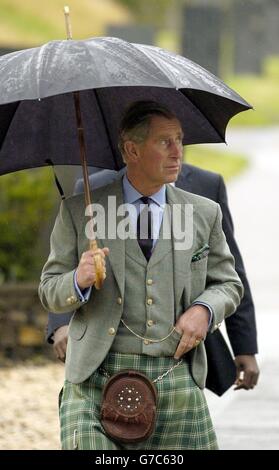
[39,179,243,388]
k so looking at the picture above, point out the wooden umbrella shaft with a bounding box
[65,7,92,216]
[73,90,96,251]
[73,90,103,288]
[64,6,72,40]
[73,91,93,213]
[64,6,104,289]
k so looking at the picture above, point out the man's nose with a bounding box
[170,141,183,157]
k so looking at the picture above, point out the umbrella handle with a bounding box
[90,240,105,290]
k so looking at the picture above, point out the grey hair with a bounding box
[118,100,177,159]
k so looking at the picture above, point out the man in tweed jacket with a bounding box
[39,101,243,450]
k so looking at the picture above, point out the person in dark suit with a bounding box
[47,163,259,393]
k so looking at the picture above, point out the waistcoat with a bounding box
[111,220,183,356]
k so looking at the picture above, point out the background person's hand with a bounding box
[53,325,69,362]
[76,247,109,289]
[174,304,209,359]
[234,355,260,390]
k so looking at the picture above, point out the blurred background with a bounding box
[0,0,278,450]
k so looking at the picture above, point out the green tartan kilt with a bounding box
[59,352,218,450]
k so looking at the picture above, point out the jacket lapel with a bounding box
[93,179,125,298]
[166,185,195,313]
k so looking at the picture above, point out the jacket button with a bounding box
[147,279,153,285]
[117,297,122,305]
[147,319,154,327]
[66,295,77,305]
[143,339,150,345]
[108,327,116,336]
[147,298,153,306]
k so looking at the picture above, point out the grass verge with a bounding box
[185,145,249,182]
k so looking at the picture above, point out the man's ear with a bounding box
[123,141,140,162]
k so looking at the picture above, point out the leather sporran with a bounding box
[100,369,157,443]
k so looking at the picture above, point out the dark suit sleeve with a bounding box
[74,178,84,195]
[73,169,122,195]
[46,312,73,344]
[217,176,258,355]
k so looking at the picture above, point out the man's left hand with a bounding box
[174,305,209,359]
[234,355,260,390]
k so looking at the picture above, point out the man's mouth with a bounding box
[165,166,180,171]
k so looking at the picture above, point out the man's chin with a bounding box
[165,172,180,184]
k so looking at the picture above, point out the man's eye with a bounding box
[160,139,169,146]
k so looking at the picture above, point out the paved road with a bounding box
[205,126,279,450]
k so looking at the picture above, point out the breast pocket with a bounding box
[190,257,208,301]
[191,256,208,272]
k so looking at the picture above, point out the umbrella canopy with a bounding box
[0,36,252,176]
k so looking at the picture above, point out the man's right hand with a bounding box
[76,247,109,289]
[53,325,69,362]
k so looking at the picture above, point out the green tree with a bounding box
[0,169,57,282]
[115,0,174,26]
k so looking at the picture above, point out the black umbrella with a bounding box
[0,38,252,177]
[0,24,252,287]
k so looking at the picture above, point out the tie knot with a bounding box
[140,196,151,205]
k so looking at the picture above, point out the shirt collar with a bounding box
[123,174,166,207]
